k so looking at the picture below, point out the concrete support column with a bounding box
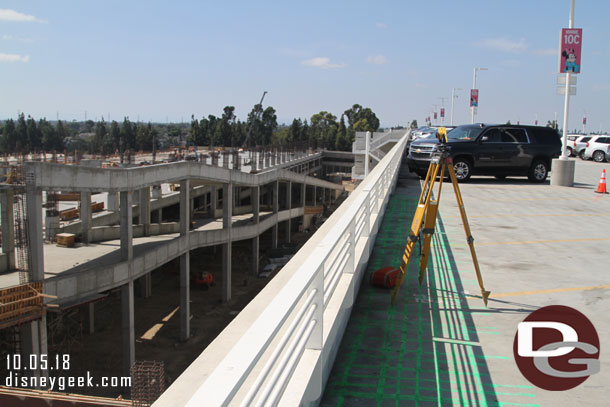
[120,191,133,261]
[20,315,48,382]
[107,191,119,212]
[222,182,233,302]
[251,153,258,172]
[25,184,47,383]
[252,236,259,276]
[286,181,292,243]
[209,187,216,217]
[252,185,260,276]
[151,185,162,199]
[139,186,150,236]
[272,180,279,249]
[180,179,190,341]
[301,182,306,207]
[142,273,152,298]
[252,186,260,224]
[121,280,135,379]
[80,192,92,244]
[26,186,44,280]
[1,190,16,270]
[82,302,95,334]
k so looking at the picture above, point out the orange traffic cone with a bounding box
[596,169,607,194]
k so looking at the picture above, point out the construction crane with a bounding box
[243,91,267,148]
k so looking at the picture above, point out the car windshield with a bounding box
[446,125,485,141]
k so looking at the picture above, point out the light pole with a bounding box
[552,0,577,187]
[450,88,462,126]
[471,67,488,124]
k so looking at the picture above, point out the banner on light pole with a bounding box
[559,28,582,74]
[470,89,479,107]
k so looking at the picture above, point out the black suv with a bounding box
[406,124,562,182]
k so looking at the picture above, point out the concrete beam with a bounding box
[1,189,15,270]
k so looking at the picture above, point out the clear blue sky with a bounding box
[1,0,609,132]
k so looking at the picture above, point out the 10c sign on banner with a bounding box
[559,28,582,74]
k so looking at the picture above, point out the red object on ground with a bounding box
[370,267,400,289]
[596,169,607,194]
[194,271,214,287]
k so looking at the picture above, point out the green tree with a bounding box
[40,118,63,151]
[310,111,337,149]
[1,119,16,152]
[261,106,277,146]
[287,118,303,144]
[246,103,265,146]
[120,117,136,151]
[343,104,380,132]
[335,114,350,151]
[109,121,120,152]
[93,119,107,153]
[220,106,236,147]
[354,118,373,132]
[26,115,42,151]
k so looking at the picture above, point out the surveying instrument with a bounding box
[391,127,490,306]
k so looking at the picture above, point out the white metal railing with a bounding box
[155,132,409,407]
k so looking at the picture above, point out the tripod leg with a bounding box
[418,199,439,285]
[447,162,491,306]
[391,161,441,305]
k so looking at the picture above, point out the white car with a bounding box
[583,136,610,162]
[573,135,598,159]
[563,134,583,157]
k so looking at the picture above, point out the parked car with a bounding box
[583,136,610,162]
[409,126,455,144]
[564,134,584,157]
[573,135,597,159]
[407,124,562,182]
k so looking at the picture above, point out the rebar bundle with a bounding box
[130,361,166,407]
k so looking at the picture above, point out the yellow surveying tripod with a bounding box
[391,128,490,306]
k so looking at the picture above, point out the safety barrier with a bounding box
[154,131,409,407]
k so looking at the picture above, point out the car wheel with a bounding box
[528,160,548,182]
[579,149,587,160]
[567,147,574,157]
[593,151,605,163]
[452,158,472,182]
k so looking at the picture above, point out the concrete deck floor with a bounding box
[322,158,609,406]
[0,211,272,288]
